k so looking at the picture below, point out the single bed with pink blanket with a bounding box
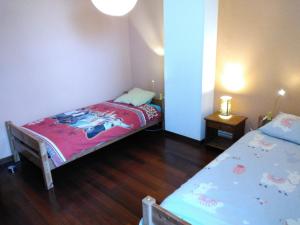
[6,100,162,190]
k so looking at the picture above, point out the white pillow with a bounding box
[114,88,155,106]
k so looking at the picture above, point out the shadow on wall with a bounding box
[128,0,164,95]
[202,89,215,136]
[129,0,163,55]
[129,25,164,92]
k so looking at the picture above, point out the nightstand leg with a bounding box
[205,126,217,142]
[233,123,246,141]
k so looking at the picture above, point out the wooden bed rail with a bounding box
[5,121,54,190]
[142,196,191,225]
[5,118,161,191]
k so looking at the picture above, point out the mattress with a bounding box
[22,101,161,166]
[155,130,300,225]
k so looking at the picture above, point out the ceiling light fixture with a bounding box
[91,0,138,16]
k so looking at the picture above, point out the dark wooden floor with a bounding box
[0,131,220,225]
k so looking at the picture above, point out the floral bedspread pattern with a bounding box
[160,130,300,225]
[22,101,161,166]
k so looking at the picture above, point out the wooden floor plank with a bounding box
[0,131,220,225]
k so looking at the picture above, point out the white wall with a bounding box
[164,0,205,140]
[128,0,164,95]
[0,0,133,159]
[164,0,218,140]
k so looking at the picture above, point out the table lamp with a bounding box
[219,96,232,120]
[265,89,286,120]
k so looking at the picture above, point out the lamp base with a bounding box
[219,114,232,120]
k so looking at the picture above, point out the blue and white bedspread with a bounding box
[161,130,300,225]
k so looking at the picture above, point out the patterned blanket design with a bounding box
[160,130,300,225]
[23,101,161,166]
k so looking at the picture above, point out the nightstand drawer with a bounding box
[206,121,221,129]
[206,121,233,132]
[220,124,234,132]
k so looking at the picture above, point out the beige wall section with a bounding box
[128,0,164,96]
[215,0,300,130]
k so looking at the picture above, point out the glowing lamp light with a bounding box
[153,47,164,56]
[91,0,138,16]
[221,63,245,92]
[219,96,232,120]
[266,88,287,120]
[278,89,286,96]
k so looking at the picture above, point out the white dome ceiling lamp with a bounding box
[91,0,138,16]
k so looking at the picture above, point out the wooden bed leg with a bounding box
[38,142,54,190]
[142,196,156,225]
[5,121,20,163]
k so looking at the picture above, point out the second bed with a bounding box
[142,129,300,225]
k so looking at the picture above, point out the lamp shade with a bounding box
[219,96,232,119]
[91,0,138,16]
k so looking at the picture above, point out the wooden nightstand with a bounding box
[151,98,165,130]
[204,112,247,151]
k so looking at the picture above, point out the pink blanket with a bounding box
[22,101,161,166]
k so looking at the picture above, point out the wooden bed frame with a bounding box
[5,100,163,190]
[142,196,191,225]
